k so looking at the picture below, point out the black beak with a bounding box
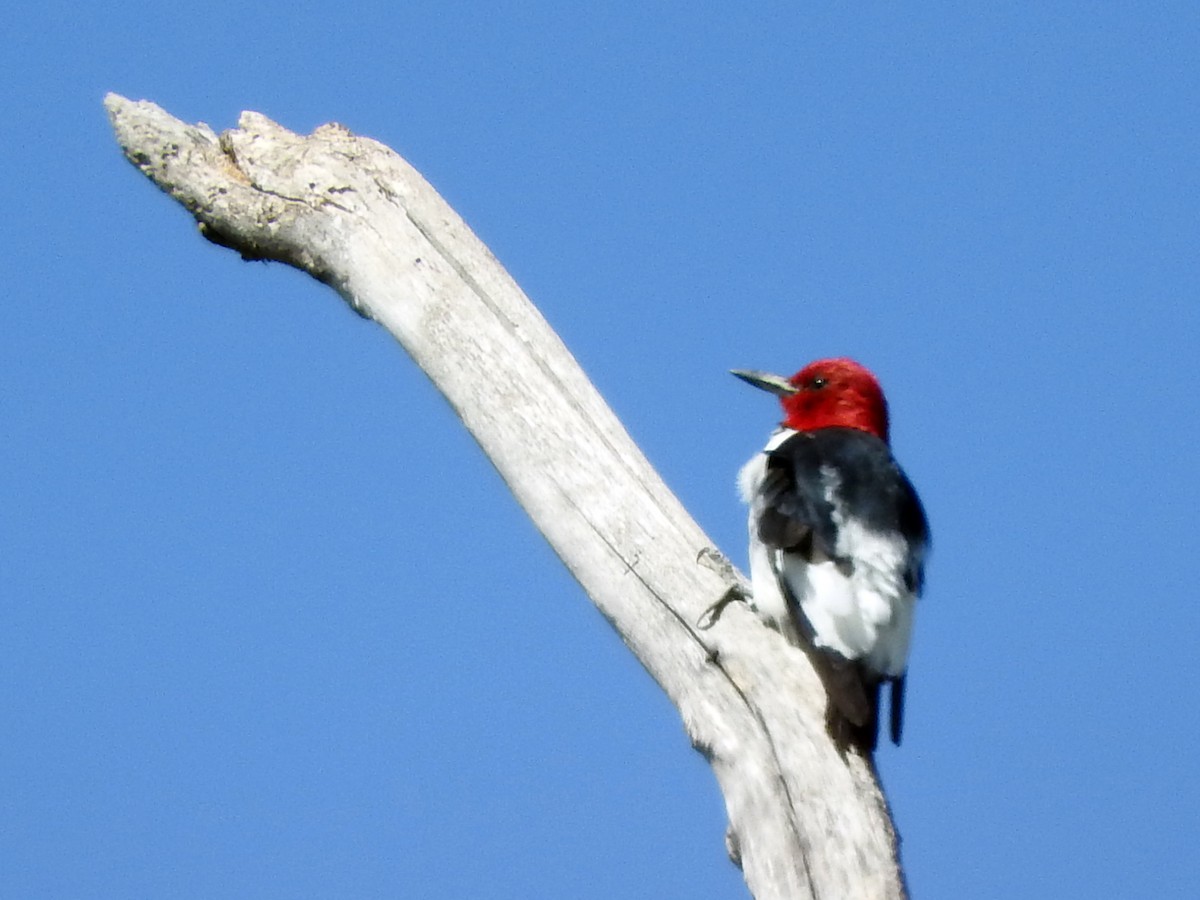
[730,369,797,397]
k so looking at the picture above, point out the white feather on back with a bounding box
[739,445,915,676]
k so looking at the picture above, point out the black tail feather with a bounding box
[811,649,881,754]
[811,652,908,754]
[889,675,906,746]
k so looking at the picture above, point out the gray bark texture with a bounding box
[104,93,908,900]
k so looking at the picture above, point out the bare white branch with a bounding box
[105,93,907,900]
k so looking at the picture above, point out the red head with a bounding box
[732,357,890,442]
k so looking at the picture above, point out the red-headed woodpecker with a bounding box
[733,358,929,752]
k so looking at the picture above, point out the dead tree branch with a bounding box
[104,94,907,900]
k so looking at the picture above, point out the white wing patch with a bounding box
[816,466,913,674]
[740,445,916,676]
[796,517,914,675]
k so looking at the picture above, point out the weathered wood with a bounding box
[104,93,907,900]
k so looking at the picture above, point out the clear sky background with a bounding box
[3,3,1198,898]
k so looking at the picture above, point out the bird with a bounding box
[733,357,929,753]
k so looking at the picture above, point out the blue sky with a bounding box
[4,3,1199,897]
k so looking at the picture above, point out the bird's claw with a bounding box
[696,583,752,630]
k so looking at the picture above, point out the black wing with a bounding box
[757,429,928,752]
[755,432,842,560]
[810,428,930,593]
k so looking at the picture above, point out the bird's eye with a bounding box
[809,376,827,390]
